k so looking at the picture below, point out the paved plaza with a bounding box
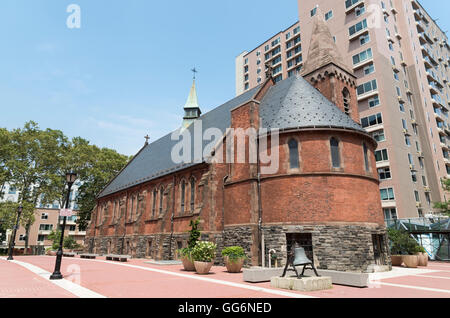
[0,256,449,298]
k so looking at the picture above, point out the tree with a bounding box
[433,178,450,217]
[0,128,12,199]
[75,146,130,230]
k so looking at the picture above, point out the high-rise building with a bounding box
[236,0,450,220]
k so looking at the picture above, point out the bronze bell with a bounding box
[293,247,311,266]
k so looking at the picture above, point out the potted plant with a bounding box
[180,218,201,271]
[222,246,247,273]
[388,229,421,268]
[179,247,196,271]
[192,241,217,275]
[415,246,429,267]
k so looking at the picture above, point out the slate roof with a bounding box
[259,75,364,132]
[98,75,365,198]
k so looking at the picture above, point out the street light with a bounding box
[50,171,77,280]
[7,205,23,261]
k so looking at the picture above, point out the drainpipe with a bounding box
[257,133,264,267]
[222,176,228,235]
[169,175,176,260]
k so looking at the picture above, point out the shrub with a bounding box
[221,246,247,264]
[178,247,193,260]
[191,241,217,262]
[188,218,201,249]
[387,229,423,255]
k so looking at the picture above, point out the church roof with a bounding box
[98,75,365,199]
[301,13,354,76]
[260,75,364,132]
[97,85,261,198]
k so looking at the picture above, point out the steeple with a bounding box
[182,78,202,129]
[302,10,353,76]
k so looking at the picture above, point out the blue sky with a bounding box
[0,0,448,156]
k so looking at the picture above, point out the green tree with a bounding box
[0,128,12,199]
[434,178,450,217]
[75,146,130,230]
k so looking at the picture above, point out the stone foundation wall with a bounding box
[86,223,391,273]
[262,224,391,273]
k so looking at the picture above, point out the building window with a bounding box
[380,188,395,201]
[352,48,373,65]
[152,189,157,218]
[288,139,299,169]
[180,180,186,215]
[349,19,368,36]
[190,178,195,212]
[363,143,370,171]
[361,113,383,128]
[310,7,317,17]
[342,88,351,115]
[39,224,53,231]
[41,213,48,220]
[375,149,389,162]
[368,95,380,108]
[372,129,386,142]
[357,79,377,96]
[325,10,333,21]
[330,138,341,168]
[378,167,391,180]
[384,208,397,220]
[37,235,45,242]
[414,191,420,202]
[159,187,164,215]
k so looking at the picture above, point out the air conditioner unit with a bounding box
[410,165,416,171]
[424,187,431,192]
[416,202,422,208]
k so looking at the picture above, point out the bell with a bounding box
[293,247,312,266]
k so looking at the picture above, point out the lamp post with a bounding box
[7,205,23,261]
[50,171,77,280]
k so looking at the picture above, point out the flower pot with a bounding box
[194,261,213,275]
[47,250,57,256]
[402,255,419,268]
[391,255,403,266]
[418,253,429,267]
[181,256,196,272]
[224,256,245,273]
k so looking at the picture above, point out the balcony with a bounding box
[416,21,425,33]
[345,0,365,14]
[357,90,379,102]
[353,58,374,70]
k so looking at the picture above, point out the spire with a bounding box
[302,9,354,76]
[184,80,199,110]
[182,71,202,129]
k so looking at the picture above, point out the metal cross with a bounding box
[191,67,198,80]
[144,135,150,145]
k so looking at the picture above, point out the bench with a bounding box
[80,254,98,259]
[63,252,76,257]
[105,254,131,262]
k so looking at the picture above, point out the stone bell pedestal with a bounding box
[271,276,332,292]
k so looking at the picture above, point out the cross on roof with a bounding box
[144,134,150,145]
[191,67,198,80]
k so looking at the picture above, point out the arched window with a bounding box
[129,196,134,221]
[330,138,341,168]
[363,143,370,171]
[152,189,157,217]
[180,180,186,214]
[190,178,195,212]
[342,88,350,116]
[159,187,164,215]
[288,139,299,169]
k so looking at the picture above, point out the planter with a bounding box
[194,261,213,275]
[224,256,245,273]
[391,255,403,266]
[181,256,196,272]
[47,250,57,256]
[417,253,429,267]
[402,255,419,268]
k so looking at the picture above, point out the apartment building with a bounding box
[0,182,85,251]
[236,21,302,96]
[236,0,450,220]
